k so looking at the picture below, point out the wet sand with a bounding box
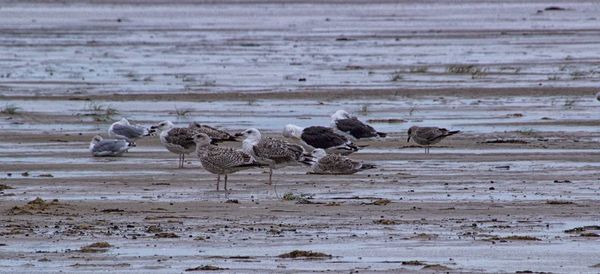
[2,94,600,273]
[1,0,600,97]
[2,0,600,273]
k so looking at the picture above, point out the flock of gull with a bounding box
[89,110,460,191]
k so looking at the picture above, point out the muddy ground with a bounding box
[1,0,600,273]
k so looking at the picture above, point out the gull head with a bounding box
[119,117,130,125]
[150,120,174,132]
[190,133,212,146]
[312,148,327,161]
[237,128,261,140]
[331,109,351,121]
[90,135,104,145]
[90,135,103,150]
[282,124,303,139]
[407,126,418,142]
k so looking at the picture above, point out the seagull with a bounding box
[238,128,314,187]
[308,149,375,174]
[407,126,460,154]
[190,133,264,191]
[330,110,386,140]
[282,124,360,155]
[150,120,196,168]
[108,118,150,144]
[89,135,134,157]
[188,121,237,143]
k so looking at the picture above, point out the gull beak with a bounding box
[234,132,244,137]
[185,137,195,142]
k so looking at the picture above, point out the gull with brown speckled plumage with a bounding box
[150,120,196,168]
[308,149,375,175]
[407,126,460,154]
[190,133,264,191]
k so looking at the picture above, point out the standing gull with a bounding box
[188,121,237,143]
[283,124,360,155]
[108,118,150,144]
[150,120,196,168]
[330,110,386,140]
[407,126,460,154]
[190,133,263,191]
[309,149,375,175]
[89,135,134,157]
[239,128,314,187]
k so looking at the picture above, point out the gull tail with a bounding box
[360,163,376,170]
[299,152,316,166]
[347,142,360,151]
[376,132,387,138]
[209,133,239,143]
[226,134,239,142]
[335,145,360,154]
[144,127,156,136]
[445,130,460,136]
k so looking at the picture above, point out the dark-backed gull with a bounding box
[282,124,360,155]
[330,110,386,140]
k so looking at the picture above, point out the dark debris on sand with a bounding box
[79,242,112,253]
[8,197,61,215]
[0,184,14,191]
[185,265,228,271]
[278,250,332,259]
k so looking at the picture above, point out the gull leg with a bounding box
[224,175,229,198]
[182,154,185,168]
[178,154,182,168]
[269,168,279,198]
[216,175,220,191]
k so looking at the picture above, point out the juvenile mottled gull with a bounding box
[283,124,360,155]
[407,126,460,154]
[309,149,375,175]
[188,121,237,143]
[150,120,196,168]
[239,128,314,186]
[330,110,386,140]
[89,135,134,157]
[108,118,150,143]
[190,133,263,191]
